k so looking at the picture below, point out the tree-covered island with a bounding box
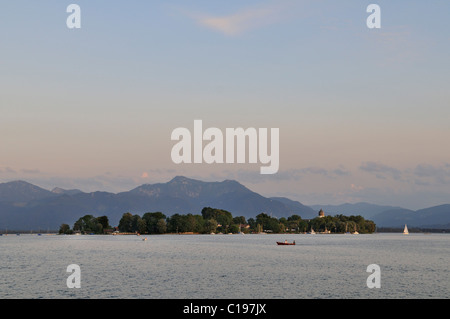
[59,207,376,235]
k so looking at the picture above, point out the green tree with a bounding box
[298,219,308,233]
[201,207,233,228]
[229,224,240,234]
[142,212,167,234]
[184,214,198,232]
[167,214,185,233]
[156,218,167,234]
[279,217,288,230]
[286,219,300,233]
[193,214,205,233]
[96,216,111,230]
[255,213,283,233]
[205,219,218,234]
[247,218,256,230]
[233,216,247,225]
[288,214,302,221]
[118,212,133,232]
[131,214,146,234]
[73,214,102,234]
[59,223,72,234]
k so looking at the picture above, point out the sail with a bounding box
[403,224,409,234]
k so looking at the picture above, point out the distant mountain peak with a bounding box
[169,176,197,184]
[2,177,448,231]
[51,187,83,196]
[167,176,248,191]
[0,180,54,202]
[51,187,65,193]
[2,180,35,187]
[0,180,45,190]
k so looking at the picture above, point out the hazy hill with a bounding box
[310,202,403,219]
[312,202,450,228]
[0,177,449,231]
[0,181,56,203]
[270,197,317,219]
[51,187,83,196]
[372,204,450,228]
[0,177,309,230]
[126,176,295,220]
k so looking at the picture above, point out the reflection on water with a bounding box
[1,233,449,299]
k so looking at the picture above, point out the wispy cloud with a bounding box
[197,166,351,184]
[183,1,298,36]
[360,161,403,180]
[414,163,450,184]
[20,168,40,174]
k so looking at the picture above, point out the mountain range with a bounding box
[0,176,449,231]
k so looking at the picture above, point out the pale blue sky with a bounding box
[1,1,449,209]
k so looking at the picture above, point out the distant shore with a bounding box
[2,228,449,235]
[376,227,449,233]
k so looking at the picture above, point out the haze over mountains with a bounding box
[0,176,448,231]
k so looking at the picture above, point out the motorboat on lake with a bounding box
[277,240,296,246]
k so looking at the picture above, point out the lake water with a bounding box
[0,233,449,299]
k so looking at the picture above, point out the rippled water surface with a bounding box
[1,233,449,299]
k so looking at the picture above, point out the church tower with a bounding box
[318,209,325,218]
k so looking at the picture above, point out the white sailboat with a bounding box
[403,224,409,235]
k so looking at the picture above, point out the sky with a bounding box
[0,1,449,210]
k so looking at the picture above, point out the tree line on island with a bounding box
[59,207,376,235]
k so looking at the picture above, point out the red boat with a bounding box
[277,241,295,245]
